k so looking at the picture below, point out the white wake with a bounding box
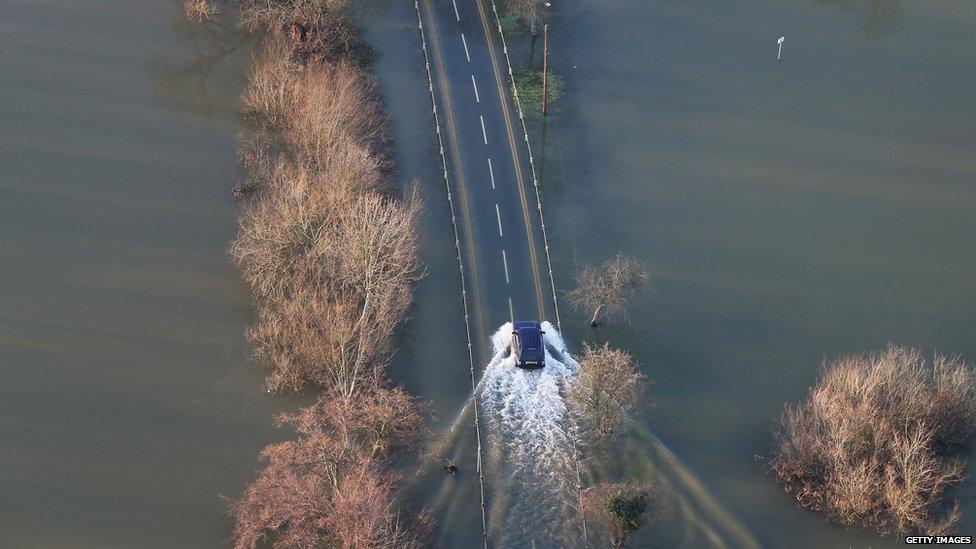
[479,322,582,547]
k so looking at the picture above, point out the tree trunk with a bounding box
[612,531,624,549]
[589,304,603,326]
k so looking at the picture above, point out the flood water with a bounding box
[369,0,976,546]
[0,1,296,546]
[3,0,976,547]
[536,0,976,546]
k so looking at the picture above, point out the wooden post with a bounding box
[541,23,549,116]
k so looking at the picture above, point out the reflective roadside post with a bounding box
[777,36,785,60]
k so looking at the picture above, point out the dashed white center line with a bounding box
[508,297,515,322]
[495,203,503,236]
[471,74,480,103]
[451,0,460,21]
[487,158,495,189]
[460,33,470,62]
[501,249,510,284]
[480,115,488,144]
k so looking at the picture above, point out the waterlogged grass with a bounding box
[513,66,564,117]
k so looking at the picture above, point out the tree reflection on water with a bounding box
[153,1,256,116]
[814,0,903,37]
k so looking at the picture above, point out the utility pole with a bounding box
[777,36,785,61]
[541,23,550,116]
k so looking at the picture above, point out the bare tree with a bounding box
[505,0,545,36]
[772,346,976,534]
[184,0,219,22]
[230,58,421,394]
[567,253,648,327]
[228,387,431,548]
[581,481,660,549]
[226,0,434,546]
[232,174,422,393]
[569,343,646,443]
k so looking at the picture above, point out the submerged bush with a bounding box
[772,346,976,534]
[513,66,564,117]
[581,481,660,549]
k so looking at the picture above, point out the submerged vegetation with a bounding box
[190,0,430,546]
[772,346,976,534]
[569,342,646,444]
[581,482,660,549]
[567,253,649,327]
[504,0,546,36]
[228,386,432,547]
[513,67,564,117]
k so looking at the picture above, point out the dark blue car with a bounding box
[512,321,546,369]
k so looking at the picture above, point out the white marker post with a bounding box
[777,36,785,60]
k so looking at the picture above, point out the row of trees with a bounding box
[187,0,431,546]
[563,254,660,547]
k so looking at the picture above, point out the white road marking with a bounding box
[471,74,480,102]
[508,297,515,322]
[461,32,471,63]
[487,158,495,189]
[461,33,470,62]
[495,203,503,236]
[480,115,488,144]
[502,249,510,283]
[451,0,460,21]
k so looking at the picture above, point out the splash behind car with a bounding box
[512,321,545,369]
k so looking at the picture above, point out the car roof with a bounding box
[516,326,543,350]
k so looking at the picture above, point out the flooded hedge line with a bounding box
[187,1,433,546]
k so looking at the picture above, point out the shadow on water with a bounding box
[612,427,763,549]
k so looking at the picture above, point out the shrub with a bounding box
[237,0,377,67]
[226,0,429,545]
[581,482,659,548]
[232,164,422,393]
[513,66,564,117]
[184,0,218,22]
[227,387,431,548]
[772,346,976,534]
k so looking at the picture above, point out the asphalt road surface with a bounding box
[418,0,557,544]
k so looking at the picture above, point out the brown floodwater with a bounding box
[0,1,299,546]
[535,0,976,546]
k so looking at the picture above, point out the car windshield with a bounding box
[517,328,542,350]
